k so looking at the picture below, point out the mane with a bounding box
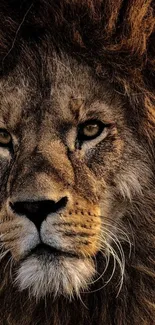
[0,1,154,324]
[0,0,155,142]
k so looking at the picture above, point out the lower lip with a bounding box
[25,244,78,259]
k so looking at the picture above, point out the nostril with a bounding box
[54,196,68,212]
[9,196,68,231]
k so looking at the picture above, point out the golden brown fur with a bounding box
[0,1,154,324]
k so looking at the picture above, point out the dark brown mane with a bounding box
[0,1,155,324]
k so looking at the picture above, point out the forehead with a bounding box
[0,53,120,133]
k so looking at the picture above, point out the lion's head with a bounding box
[0,1,154,324]
[0,51,153,300]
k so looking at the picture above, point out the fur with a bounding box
[0,1,154,324]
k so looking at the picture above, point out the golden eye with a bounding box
[0,129,12,146]
[78,120,106,142]
[82,123,100,137]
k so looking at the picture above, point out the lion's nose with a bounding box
[9,197,68,231]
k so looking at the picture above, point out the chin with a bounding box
[15,252,95,300]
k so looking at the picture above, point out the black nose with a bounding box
[10,197,68,231]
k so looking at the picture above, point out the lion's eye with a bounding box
[77,120,106,142]
[0,129,12,146]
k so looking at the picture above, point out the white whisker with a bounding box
[86,219,132,297]
[0,248,10,260]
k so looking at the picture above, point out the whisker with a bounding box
[101,228,125,267]
[101,221,130,241]
[0,248,10,260]
[78,292,89,310]
[86,218,130,296]
[88,249,110,285]
[4,255,12,274]
[100,234,125,277]
[101,220,132,255]
[85,249,116,295]
[102,247,117,285]
[9,256,14,282]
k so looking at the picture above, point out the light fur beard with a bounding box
[15,256,95,300]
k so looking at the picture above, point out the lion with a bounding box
[0,0,154,324]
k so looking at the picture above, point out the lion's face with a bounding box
[0,53,150,299]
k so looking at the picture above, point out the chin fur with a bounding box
[15,255,95,300]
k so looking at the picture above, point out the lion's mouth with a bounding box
[23,243,78,260]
